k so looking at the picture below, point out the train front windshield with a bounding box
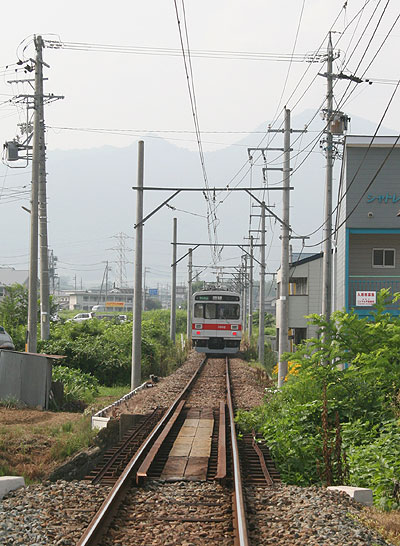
[194,303,240,320]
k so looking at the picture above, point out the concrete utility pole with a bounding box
[132,141,144,390]
[278,108,291,388]
[187,248,193,342]
[248,236,254,337]
[37,35,51,342]
[27,37,43,353]
[258,203,266,365]
[105,261,109,304]
[143,267,149,310]
[242,256,248,332]
[170,217,177,342]
[322,33,334,321]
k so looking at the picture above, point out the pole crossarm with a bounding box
[131,186,284,191]
[134,190,181,228]
[175,242,263,247]
[172,244,200,267]
[132,186,287,229]
[245,190,291,230]
[237,245,263,270]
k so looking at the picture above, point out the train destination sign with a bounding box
[195,295,240,302]
[356,291,376,307]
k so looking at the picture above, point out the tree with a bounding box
[0,283,29,350]
[145,298,162,311]
[0,283,28,329]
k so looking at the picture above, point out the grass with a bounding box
[49,416,97,460]
[0,410,92,482]
[359,507,400,546]
[85,384,131,414]
[0,396,27,409]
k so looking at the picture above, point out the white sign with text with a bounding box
[356,291,376,307]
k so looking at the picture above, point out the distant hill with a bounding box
[0,110,396,287]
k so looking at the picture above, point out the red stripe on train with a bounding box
[191,324,242,331]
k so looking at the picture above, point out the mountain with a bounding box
[0,110,396,287]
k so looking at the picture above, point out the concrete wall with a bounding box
[349,233,400,275]
[335,138,400,312]
[0,351,52,409]
[277,255,323,340]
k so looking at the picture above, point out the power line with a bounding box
[173,0,220,263]
[44,39,328,63]
[305,80,400,248]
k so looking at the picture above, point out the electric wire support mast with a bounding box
[192,290,242,354]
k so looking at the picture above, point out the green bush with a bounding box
[52,365,99,405]
[236,289,400,508]
[343,419,400,510]
[40,309,189,387]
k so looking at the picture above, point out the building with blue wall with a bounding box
[335,135,400,317]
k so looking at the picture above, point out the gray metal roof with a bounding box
[0,268,29,286]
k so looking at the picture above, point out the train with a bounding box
[191,289,242,354]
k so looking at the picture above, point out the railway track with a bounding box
[77,356,279,545]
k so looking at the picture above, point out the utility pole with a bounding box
[187,248,193,343]
[322,33,334,321]
[170,217,177,342]
[242,256,248,332]
[5,35,63,350]
[27,37,43,352]
[105,261,109,305]
[249,236,254,337]
[143,267,148,311]
[132,141,144,390]
[258,203,266,365]
[278,108,291,388]
[36,35,51,341]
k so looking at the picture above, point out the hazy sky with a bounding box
[1,1,400,289]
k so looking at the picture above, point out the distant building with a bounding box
[57,287,134,312]
[277,134,400,355]
[0,268,30,302]
[276,252,323,351]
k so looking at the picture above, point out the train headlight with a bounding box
[231,325,238,330]
[194,324,203,329]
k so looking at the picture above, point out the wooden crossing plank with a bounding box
[184,456,209,480]
[136,399,185,483]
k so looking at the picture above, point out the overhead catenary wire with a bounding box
[173,0,221,263]
[289,5,400,241]
[305,79,400,249]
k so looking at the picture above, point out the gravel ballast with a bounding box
[0,480,394,545]
[0,353,393,545]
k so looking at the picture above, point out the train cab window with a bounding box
[218,304,240,319]
[194,303,205,318]
[205,303,217,319]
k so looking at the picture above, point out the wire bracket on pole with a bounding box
[134,190,181,228]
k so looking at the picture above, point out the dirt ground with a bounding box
[0,407,89,482]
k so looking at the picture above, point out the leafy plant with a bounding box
[236,289,400,507]
[40,309,189,387]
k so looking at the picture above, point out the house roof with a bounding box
[345,135,400,148]
[0,268,29,286]
[290,252,323,267]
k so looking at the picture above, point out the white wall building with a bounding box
[276,252,323,351]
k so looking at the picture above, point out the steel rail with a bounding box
[215,400,226,481]
[77,356,208,546]
[91,409,161,485]
[226,357,250,546]
[251,432,274,486]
